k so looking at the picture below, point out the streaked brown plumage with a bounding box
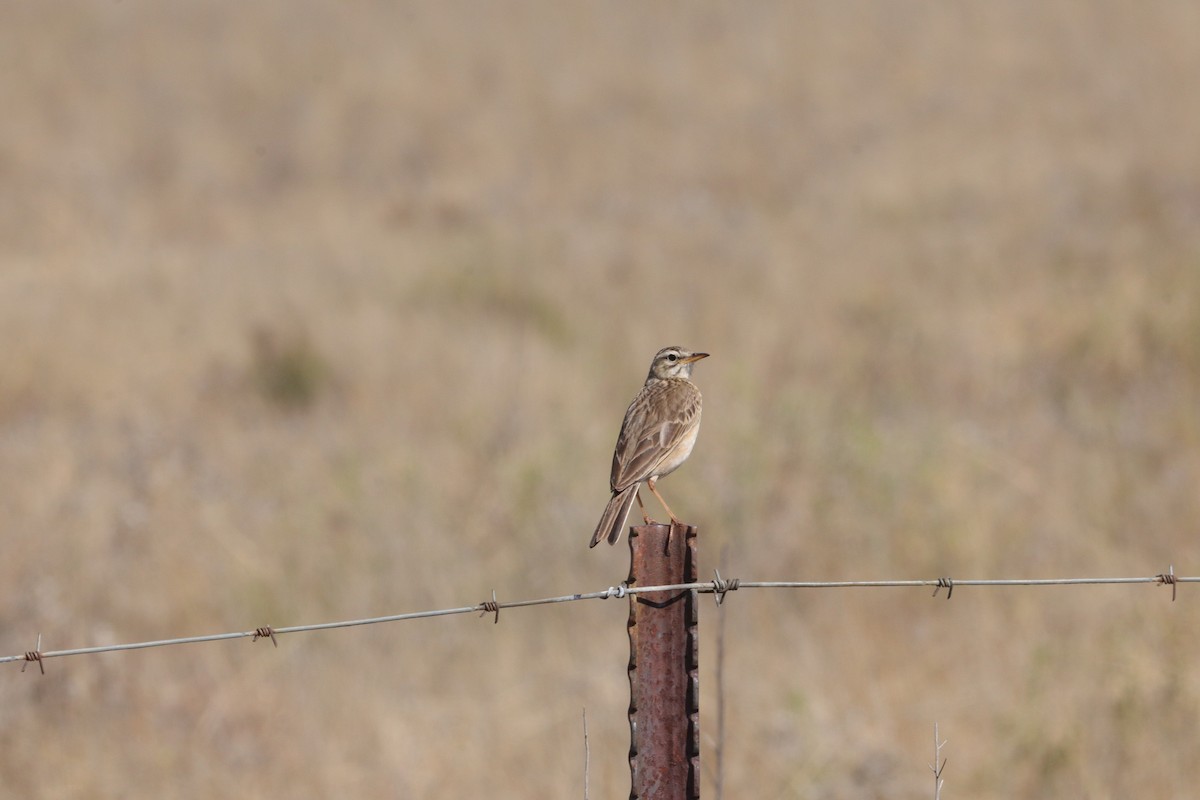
[590,346,709,547]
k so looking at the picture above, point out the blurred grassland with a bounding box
[1,2,1199,798]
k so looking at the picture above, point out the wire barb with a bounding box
[1156,565,1178,602]
[932,577,954,599]
[21,633,44,675]
[252,626,278,647]
[478,590,501,624]
[710,568,741,606]
[602,583,628,599]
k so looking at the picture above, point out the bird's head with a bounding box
[647,346,709,381]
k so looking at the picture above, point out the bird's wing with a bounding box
[610,380,701,491]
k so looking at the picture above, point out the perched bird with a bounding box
[590,346,709,547]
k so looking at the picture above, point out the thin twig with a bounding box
[714,544,730,800]
[582,707,590,800]
[929,722,947,800]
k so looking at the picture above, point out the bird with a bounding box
[590,346,709,547]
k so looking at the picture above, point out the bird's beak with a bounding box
[681,352,710,363]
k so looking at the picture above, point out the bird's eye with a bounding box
[667,353,678,362]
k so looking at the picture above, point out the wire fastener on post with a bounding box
[932,577,954,599]
[252,626,278,647]
[602,583,628,599]
[1156,565,1178,602]
[711,569,740,606]
[478,590,501,624]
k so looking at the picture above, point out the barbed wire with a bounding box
[3,567,1190,671]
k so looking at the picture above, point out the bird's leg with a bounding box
[646,477,681,525]
[634,488,656,525]
[646,477,682,554]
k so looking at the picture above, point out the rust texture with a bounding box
[627,522,700,800]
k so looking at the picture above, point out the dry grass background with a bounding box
[1,2,1198,797]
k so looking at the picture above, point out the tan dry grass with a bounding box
[1,1,1199,797]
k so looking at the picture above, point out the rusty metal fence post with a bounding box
[626,522,700,800]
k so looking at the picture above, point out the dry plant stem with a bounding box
[582,708,590,800]
[714,545,730,800]
[929,722,947,800]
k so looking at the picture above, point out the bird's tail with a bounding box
[590,484,640,547]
